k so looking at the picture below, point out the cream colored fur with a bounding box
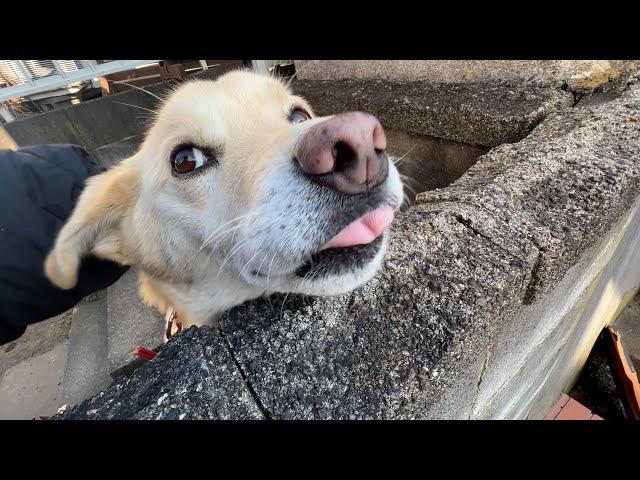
[45,70,404,330]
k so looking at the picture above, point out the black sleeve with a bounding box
[0,144,129,344]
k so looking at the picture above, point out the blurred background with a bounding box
[0,60,295,123]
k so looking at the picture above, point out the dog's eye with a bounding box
[289,107,311,123]
[171,146,214,176]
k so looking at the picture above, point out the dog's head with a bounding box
[45,70,404,320]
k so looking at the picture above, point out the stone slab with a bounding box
[293,78,573,148]
[106,269,165,374]
[295,60,640,92]
[61,291,112,406]
[58,326,264,420]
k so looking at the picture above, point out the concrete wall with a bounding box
[428,196,640,419]
[2,83,163,168]
[296,60,640,91]
[514,197,640,419]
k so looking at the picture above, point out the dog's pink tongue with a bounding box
[321,204,394,250]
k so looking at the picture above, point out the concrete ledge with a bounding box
[428,196,640,419]
[294,79,573,147]
[419,84,640,301]
[59,326,264,420]
[296,60,640,92]
[58,77,640,420]
[3,87,163,158]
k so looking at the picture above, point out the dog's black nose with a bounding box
[295,112,389,195]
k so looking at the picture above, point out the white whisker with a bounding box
[215,239,251,280]
[392,144,417,167]
[106,79,164,101]
[198,213,254,252]
[112,101,157,115]
[238,233,271,278]
[265,250,278,292]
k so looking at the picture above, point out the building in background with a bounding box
[0,60,295,123]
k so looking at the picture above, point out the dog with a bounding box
[44,70,404,337]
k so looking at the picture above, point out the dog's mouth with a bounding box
[248,203,395,281]
[319,204,394,251]
[293,235,386,279]
[294,203,394,279]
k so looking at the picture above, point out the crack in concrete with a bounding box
[560,82,582,106]
[418,203,545,309]
[522,252,543,305]
[469,347,492,419]
[571,72,640,108]
[454,214,483,238]
[453,212,535,278]
[217,327,271,420]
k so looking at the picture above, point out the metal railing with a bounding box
[0,60,158,100]
[0,60,158,121]
[0,60,293,123]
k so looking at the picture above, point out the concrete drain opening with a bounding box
[385,128,489,208]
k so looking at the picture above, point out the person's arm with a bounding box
[0,144,128,344]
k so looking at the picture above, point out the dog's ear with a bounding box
[45,160,139,289]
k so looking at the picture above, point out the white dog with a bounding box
[45,70,404,336]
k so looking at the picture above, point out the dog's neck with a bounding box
[137,262,263,329]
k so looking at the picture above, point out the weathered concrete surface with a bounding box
[59,326,264,419]
[0,310,72,377]
[220,81,640,420]
[218,201,540,419]
[94,134,145,169]
[106,269,165,374]
[0,310,72,419]
[59,76,640,420]
[0,126,17,150]
[3,88,161,159]
[419,83,640,301]
[296,60,640,92]
[61,292,112,406]
[0,341,68,419]
[294,79,573,147]
[466,196,640,419]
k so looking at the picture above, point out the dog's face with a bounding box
[46,70,404,324]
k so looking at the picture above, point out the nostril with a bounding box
[333,141,358,173]
[372,122,387,151]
